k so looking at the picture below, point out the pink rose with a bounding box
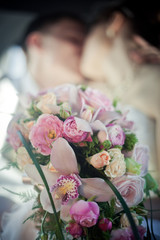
[80,88,114,111]
[7,115,23,150]
[66,222,83,238]
[112,174,145,208]
[63,116,89,143]
[111,228,131,240]
[29,114,63,155]
[110,226,146,240]
[107,124,125,146]
[133,144,149,176]
[130,226,146,240]
[70,200,100,227]
[98,218,112,231]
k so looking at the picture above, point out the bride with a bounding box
[80,1,160,184]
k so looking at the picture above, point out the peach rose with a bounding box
[36,92,59,114]
[90,151,111,169]
[16,147,32,169]
[105,148,126,178]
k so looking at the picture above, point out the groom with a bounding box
[17,12,87,94]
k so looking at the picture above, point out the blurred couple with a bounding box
[1,1,160,239]
[1,0,160,181]
[15,1,160,179]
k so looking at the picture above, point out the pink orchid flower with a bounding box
[25,138,114,220]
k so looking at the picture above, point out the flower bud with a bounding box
[60,102,71,119]
[98,218,112,231]
[66,222,83,238]
[81,109,93,122]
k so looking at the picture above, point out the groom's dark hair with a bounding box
[21,12,86,51]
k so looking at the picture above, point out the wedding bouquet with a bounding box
[6,84,159,240]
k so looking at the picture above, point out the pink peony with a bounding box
[29,114,63,155]
[98,218,112,231]
[80,88,114,111]
[63,116,90,143]
[107,124,125,146]
[112,174,145,208]
[66,222,83,238]
[70,200,100,227]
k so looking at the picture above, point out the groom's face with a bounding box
[36,18,86,84]
[26,17,86,86]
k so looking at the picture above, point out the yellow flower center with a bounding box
[55,182,75,199]
[48,129,56,139]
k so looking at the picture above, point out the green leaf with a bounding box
[0,161,19,171]
[125,157,141,175]
[144,173,159,195]
[113,98,119,108]
[18,131,64,240]
[2,187,37,202]
[123,133,138,151]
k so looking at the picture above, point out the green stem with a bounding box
[104,177,141,240]
[18,131,64,240]
[41,211,47,234]
[148,190,156,240]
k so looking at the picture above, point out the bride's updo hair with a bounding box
[90,0,160,49]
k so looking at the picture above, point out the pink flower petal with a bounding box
[90,120,107,133]
[51,138,79,174]
[60,200,75,221]
[40,188,61,213]
[93,109,120,124]
[79,178,114,202]
[75,117,92,133]
[24,164,60,186]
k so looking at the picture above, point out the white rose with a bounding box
[105,148,126,178]
[120,213,139,227]
[36,92,59,114]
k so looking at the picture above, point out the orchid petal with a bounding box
[69,85,82,114]
[90,120,107,134]
[51,138,78,174]
[60,200,75,221]
[40,188,61,213]
[24,164,60,186]
[79,178,114,202]
[75,117,92,133]
[93,108,120,124]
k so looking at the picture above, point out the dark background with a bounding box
[0,0,116,56]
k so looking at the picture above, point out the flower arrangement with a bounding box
[6,84,160,240]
